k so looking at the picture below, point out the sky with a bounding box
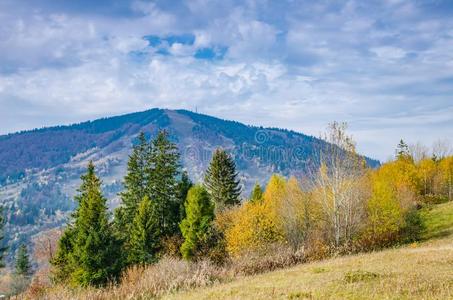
[0,0,452,161]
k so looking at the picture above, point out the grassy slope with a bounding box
[165,202,453,300]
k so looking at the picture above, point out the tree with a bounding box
[279,177,313,250]
[52,162,121,287]
[396,139,411,161]
[127,196,160,265]
[249,182,263,203]
[15,244,32,276]
[204,148,241,213]
[177,170,193,221]
[147,130,182,237]
[0,205,6,268]
[362,172,403,247]
[180,185,214,260]
[312,122,368,247]
[118,132,152,230]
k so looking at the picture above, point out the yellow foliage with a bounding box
[362,171,404,246]
[439,157,453,200]
[225,201,284,256]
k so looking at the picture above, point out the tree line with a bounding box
[3,125,450,289]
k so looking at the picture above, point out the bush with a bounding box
[401,209,425,242]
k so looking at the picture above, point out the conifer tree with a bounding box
[118,132,151,229]
[249,182,263,203]
[15,244,31,276]
[127,196,160,265]
[148,130,181,237]
[52,162,121,287]
[396,139,410,160]
[180,185,214,260]
[0,206,6,268]
[177,171,193,221]
[51,227,76,283]
[204,148,241,213]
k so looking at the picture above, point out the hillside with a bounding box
[0,108,379,259]
[164,202,453,300]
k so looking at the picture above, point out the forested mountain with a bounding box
[0,108,379,259]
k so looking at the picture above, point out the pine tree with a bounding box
[52,162,121,287]
[15,244,31,276]
[180,185,214,260]
[249,182,263,203]
[177,171,193,222]
[0,206,6,268]
[396,139,410,160]
[127,196,160,265]
[204,148,241,213]
[148,130,181,237]
[51,227,76,283]
[118,132,152,229]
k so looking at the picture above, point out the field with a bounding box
[164,202,453,300]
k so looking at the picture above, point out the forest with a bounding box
[0,122,452,298]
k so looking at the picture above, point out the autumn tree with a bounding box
[204,148,241,213]
[312,122,367,247]
[249,182,264,203]
[279,177,314,250]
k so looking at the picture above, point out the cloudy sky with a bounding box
[0,0,452,161]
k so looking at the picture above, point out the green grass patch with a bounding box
[420,201,453,240]
[343,270,380,283]
[311,267,328,274]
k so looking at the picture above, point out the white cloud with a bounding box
[0,0,452,161]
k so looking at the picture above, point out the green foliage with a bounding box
[180,185,214,260]
[148,130,182,237]
[127,196,160,265]
[401,209,425,242]
[0,205,6,268]
[396,139,411,160]
[51,227,76,283]
[118,132,151,233]
[15,244,32,276]
[249,182,263,203]
[177,171,193,221]
[51,162,122,287]
[204,148,241,213]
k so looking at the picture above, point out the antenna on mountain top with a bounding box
[195,106,198,113]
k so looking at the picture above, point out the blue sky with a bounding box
[0,0,452,160]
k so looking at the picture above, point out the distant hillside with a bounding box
[0,108,379,259]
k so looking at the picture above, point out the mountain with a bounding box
[0,108,379,258]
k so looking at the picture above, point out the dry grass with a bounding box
[18,201,453,299]
[162,202,453,300]
[164,236,453,300]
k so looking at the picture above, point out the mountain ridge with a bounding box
[0,108,379,258]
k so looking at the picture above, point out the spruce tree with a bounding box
[249,182,264,203]
[204,148,241,213]
[180,185,214,260]
[51,227,76,283]
[52,162,121,287]
[396,139,410,160]
[127,196,160,265]
[148,130,181,237]
[118,132,152,229]
[0,206,6,268]
[15,244,31,276]
[177,171,193,222]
